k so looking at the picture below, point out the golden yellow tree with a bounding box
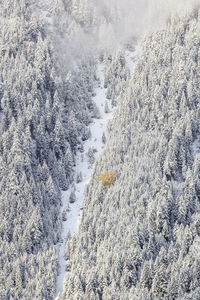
[98,171,117,188]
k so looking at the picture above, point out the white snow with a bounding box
[55,46,140,299]
[0,111,2,131]
[55,63,114,298]
[192,135,200,157]
[125,42,141,73]
[191,119,200,158]
[32,1,54,27]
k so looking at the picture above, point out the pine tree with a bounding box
[102,132,106,144]
[69,186,76,203]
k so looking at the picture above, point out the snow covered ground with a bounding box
[55,47,140,298]
[192,139,200,157]
[0,111,2,131]
[192,132,200,157]
[125,42,141,74]
[55,62,114,298]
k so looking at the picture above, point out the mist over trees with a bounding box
[45,0,200,61]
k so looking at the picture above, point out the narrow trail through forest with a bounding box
[55,47,138,298]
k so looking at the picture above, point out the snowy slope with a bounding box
[0,111,2,131]
[55,62,114,297]
[192,123,200,157]
[55,46,140,298]
[125,42,141,74]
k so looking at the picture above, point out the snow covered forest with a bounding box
[1,0,200,299]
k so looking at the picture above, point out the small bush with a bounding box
[98,171,117,188]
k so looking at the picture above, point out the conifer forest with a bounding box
[1,1,200,299]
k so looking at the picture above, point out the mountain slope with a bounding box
[60,10,200,300]
[0,1,96,299]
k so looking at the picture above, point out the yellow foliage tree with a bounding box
[98,171,117,188]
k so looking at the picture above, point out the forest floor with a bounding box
[55,45,139,298]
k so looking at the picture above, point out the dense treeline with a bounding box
[0,0,97,299]
[60,9,200,300]
[0,2,61,297]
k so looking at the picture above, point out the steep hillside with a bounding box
[0,1,96,299]
[0,1,131,299]
[60,10,200,300]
